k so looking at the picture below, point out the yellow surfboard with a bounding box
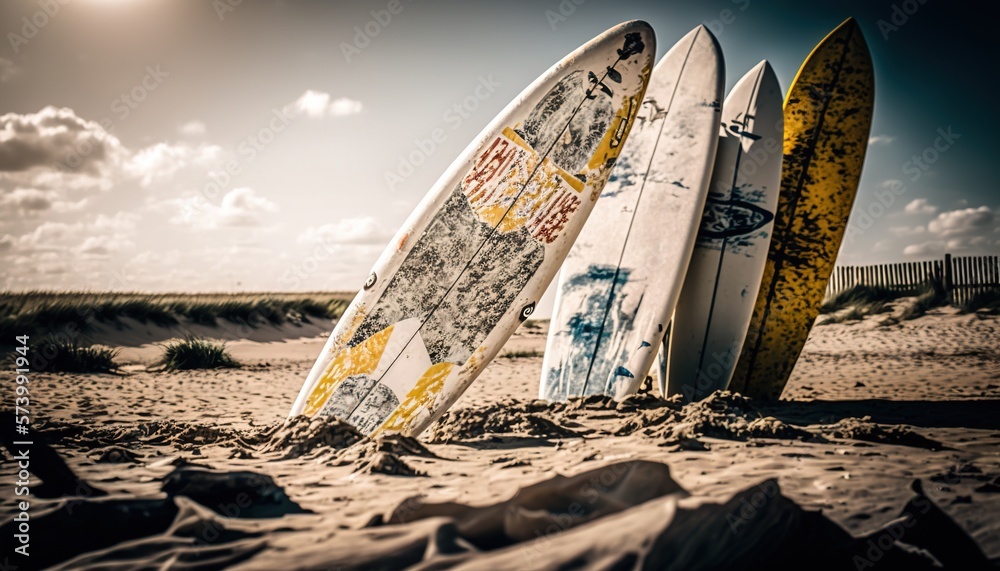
[730,18,874,400]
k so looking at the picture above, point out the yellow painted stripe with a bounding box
[304,323,394,416]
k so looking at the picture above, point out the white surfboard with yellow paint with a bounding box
[290,21,655,437]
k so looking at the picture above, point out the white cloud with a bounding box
[78,234,134,256]
[0,57,19,82]
[285,90,362,119]
[123,142,224,187]
[868,134,895,145]
[17,221,84,249]
[298,217,393,245]
[904,198,937,215]
[927,206,994,237]
[92,211,140,231]
[888,225,925,237]
[8,212,141,256]
[170,187,277,228]
[902,241,942,256]
[0,106,121,174]
[178,120,207,136]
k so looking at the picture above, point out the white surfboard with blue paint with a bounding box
[663,61,784,402]
[540,26,724,402]
[290,22,655,437]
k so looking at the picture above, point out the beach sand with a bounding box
[2,303,998,568]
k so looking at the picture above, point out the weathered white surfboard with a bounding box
[663,61,784,402]
[290,21,655,436]
[540,26,723,402]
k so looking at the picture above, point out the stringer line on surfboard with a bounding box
[732,24,856,395]
[580,27,703,397]
[343,46,642,423]
[693,64,766,380]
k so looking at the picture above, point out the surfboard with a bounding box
[289,21,655,436]
[730,18,874,400]
[540,26,724,402]
[663,61,784,402]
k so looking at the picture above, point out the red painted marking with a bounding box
[529,186,580,243]
[463,136,519,206]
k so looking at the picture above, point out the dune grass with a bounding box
[501,349,544,359]
[25,338,120,374]
[0,291,352,343]
[819,285,898,325]
[820,282,949,325]
[898,282,947,321]
[159,337,240,370]
[820,285,900,315]
[958,289,1000,315]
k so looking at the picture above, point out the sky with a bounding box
[1,0,996,296]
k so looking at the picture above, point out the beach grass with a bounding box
[159,337,240,370]
[820,285,900,315]
[820,282,949,325]
[819,285,899,325]
[25,338,121,374]
[0,291,352,343]
[501,349,544,359]
[898,282,947,321]
[959,289,1000,315]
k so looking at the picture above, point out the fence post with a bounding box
[943,253,954,304]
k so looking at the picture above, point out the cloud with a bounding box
[888,225,925,237]
[0,106,121,174]
[77,234,134,256]
[123,142,224,187]
[297,217,393,245]
[17,220,84,250]
[904,198,937,215]
[0,188,56,213]
[0,234,15,252]
[285,90,362,119]
[178,120,207,136]
[902,241,943,256]
[0,57,19,82]
[92,211,140,231]
[171,187,277,228]
[927,206,994,237]
[868,134,895,145]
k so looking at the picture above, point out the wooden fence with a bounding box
[824,254,1000,306]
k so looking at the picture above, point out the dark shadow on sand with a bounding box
[441,435,563,450]
[761,399,1000,430]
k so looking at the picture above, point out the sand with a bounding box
[1,305,998,569]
